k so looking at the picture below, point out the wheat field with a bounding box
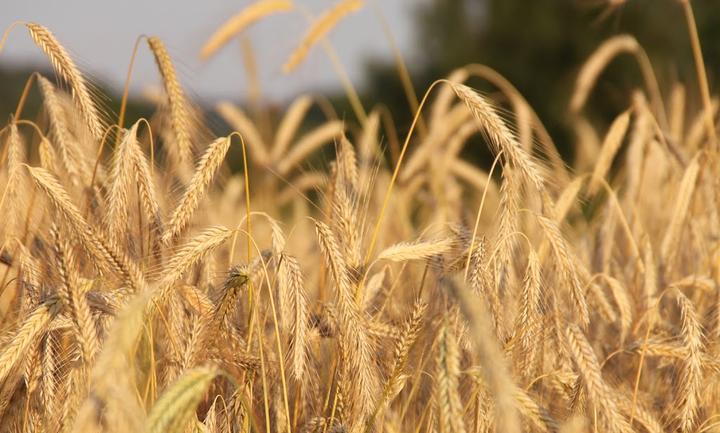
[0,1,719,433]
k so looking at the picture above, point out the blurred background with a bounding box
[2,0,720,160]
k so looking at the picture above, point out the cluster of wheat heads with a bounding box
[1,2,720,433]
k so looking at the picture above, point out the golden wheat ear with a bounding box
[200,0,294,60]
[26,23,105,140]
[449,82,547,195]
[147,36,194,165]
[147,366,220,433]
[283,0,364,73]
[163,137,231,244]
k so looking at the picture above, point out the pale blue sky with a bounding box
[2,0,420,103]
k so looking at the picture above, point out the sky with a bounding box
[2,0,420,104]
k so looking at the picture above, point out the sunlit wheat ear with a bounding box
[276,120,345,175]
[37,75,83,181]
[216,102,268,165]
[52,228,98,365]
[493,168,519,303]
[278,253,309,381]
[435,320,466,433]
[615,392,664,433]
[570,35,640,113]
[4,121,25,238]
[314,220,379,425]
[331,181,361,269]
[16,243,41,313]
[201,0,293,59]
[272,95,314,160]
[673,289,705,433]
[512,386,559,433]
[513,250,542,375]
[283,0,364,73]
[104,124,138,246]
[0,299,58,385]
[377,300,425,408]
[469,367,557,433]
[26,23,104,140]
[444,276,520,433]
[536,215,589,327]
[147,365,220,433]
[205,264,250,347]
[449,82,546,195]
[128,126,164,242]
[26,166,145,292]
[337,135,359,188]
[38,135,56,172]
[376,238,453,262]
[603,277,633,342]
[660,154,700,270]
[587,110,631,195]
[158,226,232,300]
[565,324,631,433]
[163,136,231,244]
[147,36,194,165]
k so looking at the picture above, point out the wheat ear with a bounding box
[435,320,467,433]
[147,365,219,433]
[0,300,58,385]
[450,82,546,195]
[36,75,84,181]
[278,253,309,381]
[147,36,194,165]
[26,166,145,292]
[201,0,293,59]
[283,0,364,73]
[565,324,631,433]
[26,23,104,139]
[673,289,704,433]
[315,220,379,426]
[163,137,231,243]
